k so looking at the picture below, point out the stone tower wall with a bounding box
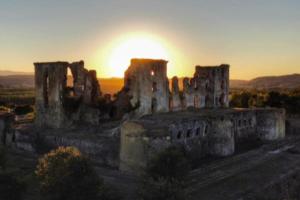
[35,62,68,128]
[34,61,101,128]
[124,59,170,117]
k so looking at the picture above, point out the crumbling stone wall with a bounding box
[256,108,286,141]
[171,76,182,111]
[35,62,69,128]
[35,59,230,121]
[182,77,195,108]
[124,59,170,117]
[69,61,101,104]
[194,65,229,108]
[69,61,87,97]
[170,64,229,111]
[231,110,257,142]
[119,108,285,173]
[34,61,102,128]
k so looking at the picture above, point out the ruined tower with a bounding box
[171,76,182,111]
[34,62,68,128]
[34,61,102,128]
[193,64,230,108]
[124,59,170,117]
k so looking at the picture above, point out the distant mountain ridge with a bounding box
[0,72,299,93]
[230,74,300,89]
[0,70,32,76]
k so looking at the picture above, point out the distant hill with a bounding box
[231,74,300,89]
[0,73,299,93]
[0,75,34,88]
[0,70,32,76]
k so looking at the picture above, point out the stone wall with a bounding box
[178,64,229,110]
[123,59,230,115]
[120,121,171,172]
[34,61,102,128]
[124,59,170,117]
[256,108,286,141]
[119,108,285,173]
[35,62,69,128]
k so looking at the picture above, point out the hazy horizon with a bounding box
[1,0,300,79]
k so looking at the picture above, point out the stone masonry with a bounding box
[34,61,101,128]
[124,59,170,117]
[31,58,286,174]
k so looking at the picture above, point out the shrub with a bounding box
[147,146,190,181]
[139,146,191,200]
[0,171,26,200]
[36,146,102,200]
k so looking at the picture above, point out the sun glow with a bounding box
[106,34,169,77]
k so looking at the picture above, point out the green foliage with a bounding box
[36,146,102,200]
[230,89,300,115]
[0,88,34,106]
[0,171,26,200]
[230,91,252,108]
[139,146,190,200]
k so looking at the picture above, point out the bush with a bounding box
[147,146,190,181]
[0,171,26,200]
[139,147,191,200]
[36,146,102,200]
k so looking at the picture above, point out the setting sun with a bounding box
[105,34,169,77]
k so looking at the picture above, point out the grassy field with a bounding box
[0,88,34,106]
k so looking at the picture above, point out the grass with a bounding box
[0,88,34,106]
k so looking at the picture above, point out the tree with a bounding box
[147,146,190,181]
[139,146,191,200]
[36,146,102,200]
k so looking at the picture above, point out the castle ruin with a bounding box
[34,61,101,128]
[1,58,285,174]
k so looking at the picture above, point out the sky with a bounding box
[0,0,300,79]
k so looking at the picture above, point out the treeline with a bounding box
[230,89,300,115]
